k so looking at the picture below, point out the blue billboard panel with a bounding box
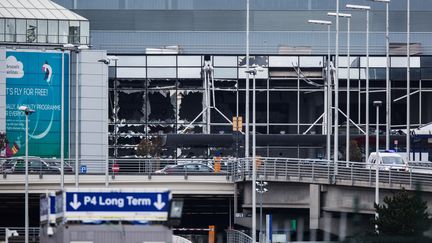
[5,50,69,157]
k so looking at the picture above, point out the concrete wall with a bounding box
[236,181,432,238]
[40,224,172,243]
[70,50,108,172]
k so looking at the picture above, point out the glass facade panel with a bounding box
[15,19,26,42]
[421,68,432,80]
[47,20,58,43]
[178,68,201,79]
[26,19,37,43]
[117,67,147,78]
[5,19,15,42]
[299,56,323,67]
[59,20,68,43]
[69,20,79,44]
[79,20,89,44]
[147,68,176,78]
[147,56,176,66]
[116,56,146,67]
[178,56,202,66]
[37,19,47,43]
[369,68,386,80]
[213,56,237,67]
[269,56,298,67]
[421,57,432,67]
[0,19,4,42]
[213,68,237,79]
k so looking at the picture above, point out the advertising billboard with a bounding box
[5,50,69,158]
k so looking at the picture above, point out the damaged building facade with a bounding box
[108,54,432,159]
[51,0,432,159]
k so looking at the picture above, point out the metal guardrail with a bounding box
[226,229,253,243]
[233,157,432,190]
[1,156,432,191]
[0,227,39,243]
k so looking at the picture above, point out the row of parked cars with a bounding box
[0,157,73,174]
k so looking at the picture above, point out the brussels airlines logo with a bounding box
[42,61,52,84]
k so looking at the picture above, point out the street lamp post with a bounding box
[99,56,119,187]
[328,12,352,163]
[59,44,89,189]
[307,20,332,161]
[406,0,411,162]
[19,105,35,243]
[335,0,340,174]
[256,181,268,243]
[245,67,262,242]
[245,0,250,160]
[373,100,382,232]
[370,0,391,150]
[346,4,371,160]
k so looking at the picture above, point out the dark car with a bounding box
[155,163,224,174]
[43,158,74,174]
[2,157,69,174]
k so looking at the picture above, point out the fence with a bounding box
[0,227,39,243]
[1,156,432,191]
[233,157,432,190]
[226,229,253,243]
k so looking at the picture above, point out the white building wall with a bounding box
[70,50,108,173]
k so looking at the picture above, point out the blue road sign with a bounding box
[59,189,171,221]
[80,165,87,174]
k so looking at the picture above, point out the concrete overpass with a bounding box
[1,157,432,237]
[0,174,234,194]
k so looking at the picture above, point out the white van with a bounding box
[366,152,408,171]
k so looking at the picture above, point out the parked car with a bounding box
[2,157,72,174]
[366,152,408,171]
[155,163,224,174]
[43,158,74,174]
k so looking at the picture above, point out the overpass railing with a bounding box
[0,227,39,243]
[1,157,432,190]
[226,229,253,243]
[233,157,432,190]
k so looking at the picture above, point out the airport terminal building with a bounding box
[47,0,432,159]
[3,0,432,160]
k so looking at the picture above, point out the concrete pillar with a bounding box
[309,184,320,230]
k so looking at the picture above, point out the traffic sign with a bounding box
[80,165,87,174]
[57,188,171,222]
[40,192,56,224]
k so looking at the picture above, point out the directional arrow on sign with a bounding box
[69,194,81,210]
[153,194,165,210]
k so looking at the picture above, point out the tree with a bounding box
[349,140,362,162]
[136,136,163,157]
[374,189,432,237]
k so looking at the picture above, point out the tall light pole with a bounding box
[334,0,340,173]
[256,181,268,243]
[60,47,66,189]
[99,56,119,187]
[370,0,391,150]
[73,45,89,188]
[19,105,35,243]
[373,100,382,232]
[346,4,371,160]
[406,0,411,162]
[245,0,250,160]
[328,12,352,163]
[59,44,89,188]
[245,67,261,242]
[307,20,332,161]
